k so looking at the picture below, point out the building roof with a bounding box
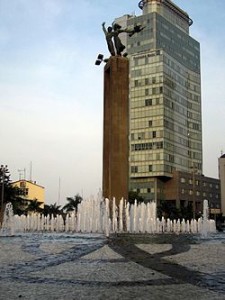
[11,180,44,189]
[220,153,225,158]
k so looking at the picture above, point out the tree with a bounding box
[42,203,62,217]
[25,199,43,214]
[63,194,83,213]
[157,200,181,220]
[5,185,25,215]
[128,191,145,205]
[0,165,25,216]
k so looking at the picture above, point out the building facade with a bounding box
[163,171,220,217]
[219,154,225,217]
[114,0,220,213]
[12,180,45,209]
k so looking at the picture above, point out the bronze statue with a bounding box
[112,23,126,56]
[102,22,115,56]
[102,21,145,57]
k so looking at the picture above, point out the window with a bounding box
[149,120,153,127]
[149,165,153,172]
[131,166,138,173]
[153,131,156,138]
[20,181,26,188]
[145,98,152,106]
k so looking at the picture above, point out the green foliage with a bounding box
[42,203,62,217]
[25,199,43,214]
[63,194,83,212]
[0,166,25,215]
[157,200,194,220]
[128,191,145,205]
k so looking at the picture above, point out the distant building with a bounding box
[219,154,225,217]
[11,180,45,209]
[163,171,221,217]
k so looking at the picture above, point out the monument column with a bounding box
[103,56,129,205]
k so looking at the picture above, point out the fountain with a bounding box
[0,198,217,236]
[0,202,15,236]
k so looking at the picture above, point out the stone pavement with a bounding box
[0,233,225,300]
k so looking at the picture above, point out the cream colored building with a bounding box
[219,154,225,217]
[12,180,45,209]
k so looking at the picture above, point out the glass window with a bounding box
[145,99,152,106]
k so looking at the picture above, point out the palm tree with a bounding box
[26,199,43,214]
[63,194,83,213]
[43,203,62,217]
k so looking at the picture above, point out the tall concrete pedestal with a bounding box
[103,56,129,206]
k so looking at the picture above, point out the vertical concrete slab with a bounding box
[103,56,129,205]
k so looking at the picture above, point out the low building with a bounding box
[11,180,45,209]
[163,170,221,217]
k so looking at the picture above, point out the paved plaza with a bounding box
[0,232,225,299]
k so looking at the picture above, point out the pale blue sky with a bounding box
[0,0,224,205]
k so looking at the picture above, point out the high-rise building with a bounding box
[115,0,202,203]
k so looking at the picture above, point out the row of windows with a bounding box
[130,85,163,98]
[180,177,219,189]
[130,130,163,141]
[130,164,175,174]
[131,64,163,77]
[131,164,164,173]
[130,152,162,162]
[131,141,163,151]
[181,189,219,199]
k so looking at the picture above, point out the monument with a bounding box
[100,21,144,205]
[103,56,129,205]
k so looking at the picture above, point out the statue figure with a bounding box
[102,22,115,56]
[102,21,145,57]
[112,23,127,56]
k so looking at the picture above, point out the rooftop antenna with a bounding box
[58,177,61,205]
[18,168,26,180]
[29,161,33,182]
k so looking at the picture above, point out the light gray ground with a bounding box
[0,232,224,300]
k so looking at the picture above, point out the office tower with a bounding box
[115,0,202,202]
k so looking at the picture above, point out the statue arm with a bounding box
[119,28,133,34]
[102,22,107,35]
